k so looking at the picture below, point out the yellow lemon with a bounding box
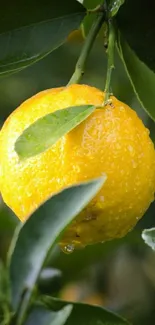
[0,84,155,251]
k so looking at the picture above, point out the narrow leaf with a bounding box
[25,305,72,325]
[142,228,155,251]
[9,178,105,311]
[117,0,155,72]
[109,0,125,17]
[41,297,130,325]
[118,32,155,121]
[15,105,96,159]
[0,0,85,75]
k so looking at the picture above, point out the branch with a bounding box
[104,19,116,105]
[68,12,105,85]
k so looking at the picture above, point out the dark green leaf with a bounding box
[9,178,105,311]
[142,228,155,251]
[41,297,130,325]
[117,0,155,72]
[117,32,155,121]
[0,0,85,75]
[25,305,72,325]
[15,105,96,159]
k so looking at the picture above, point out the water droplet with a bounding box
[62,244,75,254]
[132,160,138,168]
[128,145,133,152]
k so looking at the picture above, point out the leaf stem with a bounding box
[68,12,105,85]
[87,4,105,14]
[104,19,116,105]
[9,289,31,325]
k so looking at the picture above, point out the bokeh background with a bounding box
[0,30,155,325]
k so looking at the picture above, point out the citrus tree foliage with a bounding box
[0,1,154,325]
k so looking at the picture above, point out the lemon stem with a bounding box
[68,12,105,85]
[104,19,116,105]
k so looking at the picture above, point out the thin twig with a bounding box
[68,12,105,85]
[104,19,116,105]
[87,4,105,14]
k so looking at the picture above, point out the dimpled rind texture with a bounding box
[0,84,155,249]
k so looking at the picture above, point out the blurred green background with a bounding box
[0,31,155,325]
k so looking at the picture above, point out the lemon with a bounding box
[0,84,155,250]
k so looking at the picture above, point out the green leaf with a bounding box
[82,0,124,37]
[142,228,155,251]
[9,178,105,311]
[15,105,96,159]
[116,0,155,120]
[25,305,72,325]
[109,0,125,18]
[0,0,85,76]
[82,0,101,37]
[117,0,155,72]
[117,32,155,121]
[41,297,130,325]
